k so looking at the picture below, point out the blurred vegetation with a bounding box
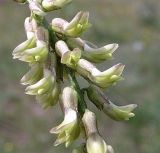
[0,0,160,153]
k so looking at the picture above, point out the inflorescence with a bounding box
[12,0,137,153]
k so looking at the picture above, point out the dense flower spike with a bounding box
[12,0,136,152]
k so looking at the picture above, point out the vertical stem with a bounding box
[67,67,87,115]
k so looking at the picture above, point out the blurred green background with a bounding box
[0,0,160,153]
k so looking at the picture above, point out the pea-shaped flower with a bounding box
[52,11,90,37]
[18,42,48,63]
[13,37,36,59]
[25,69,55,95]
[82,109,112,153]
[50,87,80,147]
[76,59,124,88]
[42,0,72,11]
[55,40,81,68]
[67,38,118,63]
[63,11,91,37]
[21,63,43,85]
[86,85,137,121]
[36,82,60,108]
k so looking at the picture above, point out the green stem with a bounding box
[67,67,87,115]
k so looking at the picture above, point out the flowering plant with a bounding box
[12,0,137,152]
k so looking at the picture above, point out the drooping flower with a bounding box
[76,59,124,88]
[82,109,112,153]
[25,69,55,95]
[86,85,137,121]
[21,63,43,85]
[50,86,80,147]
[67,37,118,63]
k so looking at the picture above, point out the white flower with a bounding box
[21,63,43,85]
[82,110,107,153]
[25,70,55,95]
[50,87,80,147]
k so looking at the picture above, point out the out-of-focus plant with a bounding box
[12,0,137,152]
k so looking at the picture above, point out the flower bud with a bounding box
[55,40,81,68]
[18,43,48,63]
[86,85,137,121]
[12,37,36,59]
[21,63,43,85]
[42,0,72,11]
[64,11,91,37]
[25,70,55,95]
[36,82,60,108]
[29,1,46,16]
[50,86,80,147]
[82,110,107,153]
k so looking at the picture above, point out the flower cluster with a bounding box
[13,0,137,153]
